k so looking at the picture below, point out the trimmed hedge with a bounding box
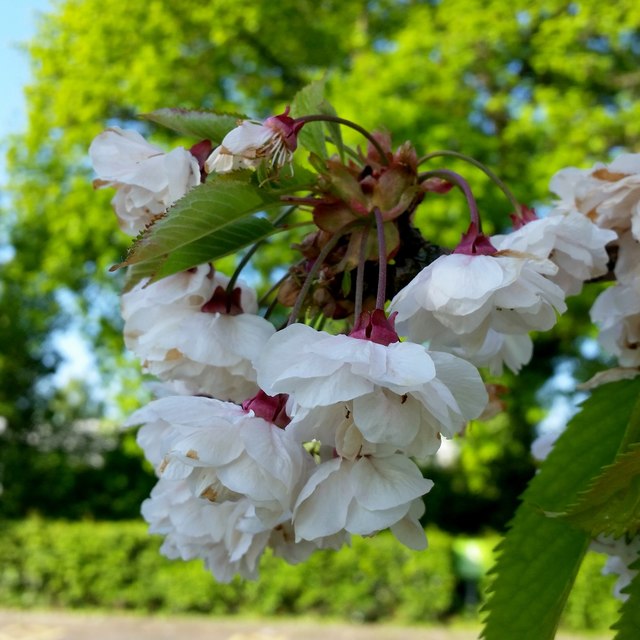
[0,519,620,629]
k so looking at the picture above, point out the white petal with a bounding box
[352,455,433,511]
[294,458,352,540]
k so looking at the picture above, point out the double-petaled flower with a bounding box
[90,127,200,235]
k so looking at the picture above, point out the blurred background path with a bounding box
[0,611,611,640]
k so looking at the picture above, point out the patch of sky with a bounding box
[505,59,523,76]
[105,117,150,136]
[586,36,610,54]
[45,287,104,392]
[578,337,601,360]
[619,31,640,56]
[536,358,588,439]
[429,47,441,64]
[531,104,547,123]
[506,84,533,119]
[372,37,397,54]
[464,74,497,135]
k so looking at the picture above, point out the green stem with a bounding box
[419,150,521,216]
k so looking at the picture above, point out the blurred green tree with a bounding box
[2,0,639,524]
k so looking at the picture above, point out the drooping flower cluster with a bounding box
[89,97,626,584]
[551,154,640,366]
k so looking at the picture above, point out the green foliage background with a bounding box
[2,0,639,535]
[0,519,619,631]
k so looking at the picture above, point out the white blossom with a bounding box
[134,394,348,581]
[122,267,273,402]
[492,211,616,296]
[256,323,487,457]
[205,109,301,174]
[293,454,432,548]
[141,478,271,581]
[435,329,533,376]
[591,283,640,367]
[90,126,200,236]
[389,252,566,371]
[550,153,640,240]
[128,395,312,523]
[614,231,640,285]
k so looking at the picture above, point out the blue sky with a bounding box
[0,0,52,171]
[0,0,100,389]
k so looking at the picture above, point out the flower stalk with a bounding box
[294,114,389,164]
[353,223,371,321]
[419,149,522,217]
[419,169,483,232]
[374,208,387,310]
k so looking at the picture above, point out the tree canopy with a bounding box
[2,0,640,523]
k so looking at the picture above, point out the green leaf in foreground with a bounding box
[141,108,245,143]
[481,378,640,640]
[123,215,276,289]
[557,443,640,538]
[613,558,640,639]
[114,176,282,288]
[291,80,343,159]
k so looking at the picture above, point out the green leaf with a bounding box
[290,80,339,159]
[317,99,345,161]
[141,109,246,143]
[114,175,280,275]
[123,215,276,289]
[257,162,319,193]
[482,378,640,640]
[555,443,640,538]
[613,558,640,639]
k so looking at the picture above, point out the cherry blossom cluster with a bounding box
[90,105,627,582]
[523,155,640,602]
[552,157,640,367]
[532,154,640,597]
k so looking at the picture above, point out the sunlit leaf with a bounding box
[554,443,640,538]
[613,558,640,639]
[123,216,277,289]
[141,109,246,143]
[481,378,640,640]
[116,176,279,282]
[291,80,343,159]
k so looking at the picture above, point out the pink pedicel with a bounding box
[453,222,497,256]
[242,390,291,428]
[349,309,400,346]
[201,285,244,315]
